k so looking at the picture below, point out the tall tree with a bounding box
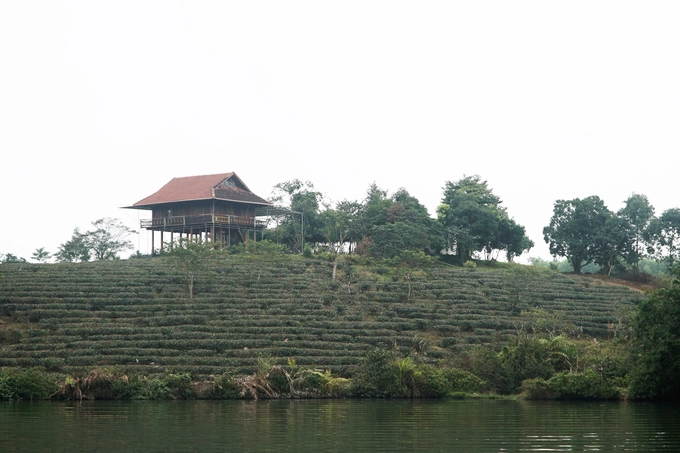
[86,218,136,260]
[355,185,441,259]
[499,219,534,263]
[594,215,633,275]
[439,175,531,263]
[543,196,612,273]
[267,179,325,252]
[165,238,215,299]
[618,193,655,272]
[646,208,680,268]
[55,228,91,263]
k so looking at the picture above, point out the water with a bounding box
[1,399,679,452]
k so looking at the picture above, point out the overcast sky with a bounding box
[1,1,678,262]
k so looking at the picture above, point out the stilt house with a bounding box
[125,172,274,251]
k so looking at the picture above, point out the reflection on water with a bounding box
[1,399,679,452]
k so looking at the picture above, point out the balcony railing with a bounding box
[140,214,267,229]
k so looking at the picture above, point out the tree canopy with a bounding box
[438,175,532,263]
[543,196,613,274]
[543,193,679,275]
[55,218,136,263]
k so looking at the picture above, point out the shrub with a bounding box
[303,244,313,258]
[0,367,58,401]
[522,369,620,400]
[244,240,287,255]
[349,348,399,397]
[416,365,449,397]
[443,367,487,394]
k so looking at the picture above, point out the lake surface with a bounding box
[1,399,679,452]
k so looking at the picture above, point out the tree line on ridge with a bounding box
[2,175,679,277]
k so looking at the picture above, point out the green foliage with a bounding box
[302,244,313,257]
[86,217,136,260]
[646,209,680,268]
[442,367,487,394]
[31,247,51,263]
[0,367,58,401]
[618,193,655,271]
[470,334,578,395]
[350,349,450,398]
[242,240,286,255]
[165,238,218,298]
[628,267,680,400]
[522,369,621,400]
[369,222,429,259]
[543,196,613,273]
[357,185,442,259]
[1,253,27,263]
[439,175,532,263]
[266,179,325,252]
[350,348,399,397]
[463,260,477,269]
[56,218,135,263]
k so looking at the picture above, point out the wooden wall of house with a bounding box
[151,201,254,219]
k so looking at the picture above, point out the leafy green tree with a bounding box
[618,193,655,272]
[628,267,680,400]
[55,218,135,263]
[319,207,353,279]
[356,183,391,237]
[543,196,613,273]
[594,215,633,275]
[499,218,534,262]
[645,208,680,268]
[31,247,51,263]
[389,249,436,299]
[55,229,91,263]
[1,253,27,263]
[332,200,363,253]
[439,175,531,263]
[86,218,136,260]
[355,185,442,259]
[166,238,216,299]
[368,222,426,259]
[267,179,325,253]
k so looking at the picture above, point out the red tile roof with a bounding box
[130,172,272,207]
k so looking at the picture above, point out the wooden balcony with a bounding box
[140,214,267,231]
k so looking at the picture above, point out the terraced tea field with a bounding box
[0,257,642,377]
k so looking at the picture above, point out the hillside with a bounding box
[0,256,643,378]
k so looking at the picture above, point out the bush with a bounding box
[442,367,487,394]
[522,369,620,400]
[349,348,399,397]
[416,365,449,397]
[0,367,58,401]
[244,240,286,255]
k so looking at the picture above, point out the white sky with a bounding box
[1,1,679,262]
